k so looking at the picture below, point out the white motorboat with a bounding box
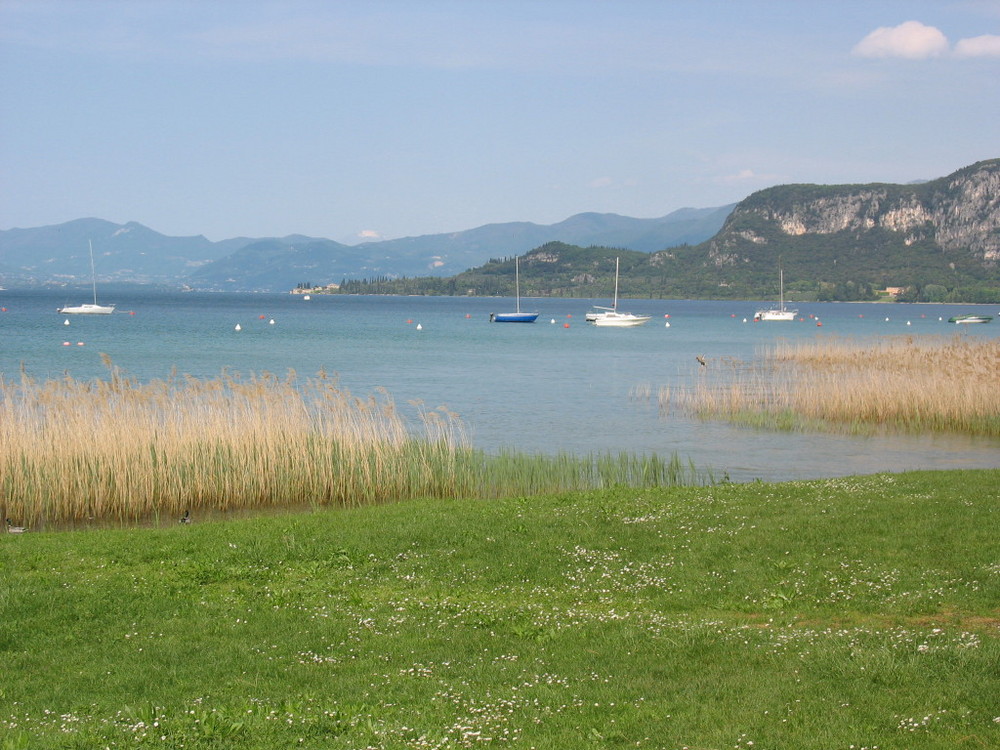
[592,310,653,327]
[948,314,992,324]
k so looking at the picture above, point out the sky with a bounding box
[1,1,998,243]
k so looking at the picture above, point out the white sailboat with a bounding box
[587,257,651,327]
[58,240,115,315]
[754,266,796,322]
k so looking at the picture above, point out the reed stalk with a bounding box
[662,335,1000,437]
[1,366,705,527]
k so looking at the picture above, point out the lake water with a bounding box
[2,289,998,482]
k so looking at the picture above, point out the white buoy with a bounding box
[235,323,242,331]
[550,318,556,324]
[885,317,890,322]
[742,318,748,323]
[64,319,70,326]
[906,320,911,326]
[303,295,311,301]
[416,323,422,330]
[665,321,670,327]
[269,319,275,325]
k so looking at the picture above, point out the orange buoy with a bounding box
[563,322,570,328]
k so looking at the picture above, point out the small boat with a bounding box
[58,240,115,315]
[754,266,797,322]
[948,314,992,324]
[490,256,538,323]
[591,309,653,327]
[587,257,650,327]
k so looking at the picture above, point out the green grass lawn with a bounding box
[2,470,998,749]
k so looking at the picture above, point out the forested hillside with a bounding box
[336,160,1000,303]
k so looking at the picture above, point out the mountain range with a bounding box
[2,158,998,302]
[0,206,733,292]
[340,158,1000,304]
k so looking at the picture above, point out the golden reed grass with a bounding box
[2,361,702,528]
[0,362,468,527]
[660,335,1000,437]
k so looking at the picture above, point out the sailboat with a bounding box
[586,257,651,327]
[754,265,796,322]
[58,240,115,315]
[490,256,538,323]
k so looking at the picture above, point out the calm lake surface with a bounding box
[2,290,998,482]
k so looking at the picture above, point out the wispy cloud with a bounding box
[717,168,785,185]
[587,177,638,190]
[853,20,1000,59]
[954,34,1000,57]
[852,21,949,59]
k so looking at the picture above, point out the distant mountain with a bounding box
[0,207,733,292]
[0,218,223,286]
[693,158,1000,301]
[5,158,998,302]
[338,159,1000,303]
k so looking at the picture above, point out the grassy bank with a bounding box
[661,335,1000,437]
[0,367,704,528]
[2,470,998,749]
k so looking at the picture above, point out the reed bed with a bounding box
[662,335,1000,436]
[1,364,703,527]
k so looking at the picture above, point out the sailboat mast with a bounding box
[89,240,98,305]
[514,256,521,313]
[613,256,620,312]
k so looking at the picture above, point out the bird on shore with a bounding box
[179,510,191,524]
[6,518,26,534]
[696,355,707,367]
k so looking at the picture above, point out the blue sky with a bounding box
[1,1,998,242]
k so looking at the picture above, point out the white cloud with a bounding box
[720,169,757,183]
[586,177,638,190]
[954,34,1000,58]
[852,20,949,59]
[717,168,785,185]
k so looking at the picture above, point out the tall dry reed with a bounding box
[2,363,706,528]
[0,364,468,526]
[661,335,1000,437]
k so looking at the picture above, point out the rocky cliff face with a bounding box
[705,159,1000,267]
